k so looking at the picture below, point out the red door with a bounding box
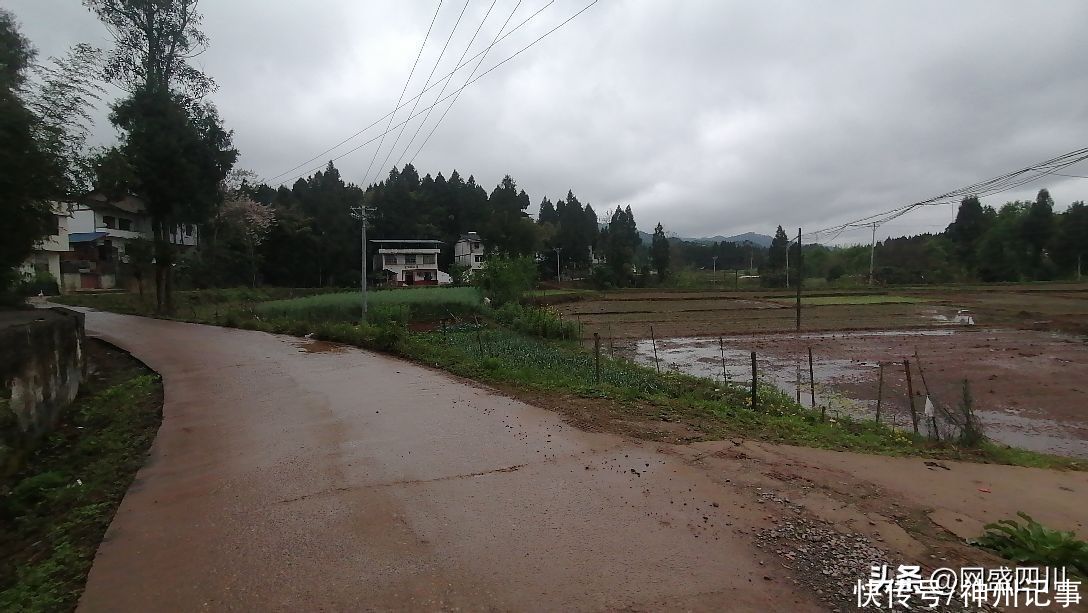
[80,273,100,289]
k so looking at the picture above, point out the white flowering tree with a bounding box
[221,195,275,287]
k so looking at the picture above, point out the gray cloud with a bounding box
[8,0,1088,242]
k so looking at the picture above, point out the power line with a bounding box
[409,0,529,165]
[803,147,1088,243]
[267,1,557,184]
[279,0,601,187]
[360,0,445,189]
[376,0,473,177]
[393,0,501,169]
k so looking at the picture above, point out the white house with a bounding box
[372,239,449,286]
[61,193,199,290]
[453,232,486,272]
[19,203,71,291]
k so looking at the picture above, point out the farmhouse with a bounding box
[19,203,71,292]
[453,232,486,272]
[372,239,450,286]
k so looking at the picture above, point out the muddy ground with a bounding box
[556,285,1088,459]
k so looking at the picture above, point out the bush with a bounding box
[473,256,536,307]
[493,302,577,340]
[20,270,59,296]
[974,513,1088,577]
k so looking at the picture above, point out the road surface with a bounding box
[78,311,821,611]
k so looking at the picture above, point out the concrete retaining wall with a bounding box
[1,307,86,473]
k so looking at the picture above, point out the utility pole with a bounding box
[554,247,562,282]
[785,241,789,287]
[795,227,802,331]
[712,255,718,274]
[868,222,877,287]
[360,207,368,316]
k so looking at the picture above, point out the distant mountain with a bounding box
[626,229,773,248]
[684,232,774,247]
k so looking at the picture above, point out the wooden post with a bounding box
[903,359,919,435]
[914,349,940,440]
[594,332,601,384]
[875,362,884,423]
[719,336,727,383]
[808,346,816,409]
[475,316,484,357]
[795,358,801,404]
[650,326,661,373]
[608,322,614,358]
[735,269,739,291]
[750,351,758,411]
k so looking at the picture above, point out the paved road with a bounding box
[78,311,821,611]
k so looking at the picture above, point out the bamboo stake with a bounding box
[875,362,884,423]
[650,326,660,373]
[904,359,919,435]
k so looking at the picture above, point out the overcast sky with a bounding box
[7,0,1088,243]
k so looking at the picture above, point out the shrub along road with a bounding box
[75,309,1088,611]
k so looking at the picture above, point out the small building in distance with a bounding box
[63,192,199,290]
[372,239,449,286]
[453,232,486,273]
[19,203,71,293]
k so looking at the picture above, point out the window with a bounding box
[471,242,481,251]
[47,215,59,236]
[102,215,116,229]
[384,254,398,266]
[474,254,485,263]
[421,254,436,265]
[185,224,194,236]
[404,254,417,265]
[118,217,132,231]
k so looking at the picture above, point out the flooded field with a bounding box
[629,328,1088,459]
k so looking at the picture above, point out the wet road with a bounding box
[78,311,821,611]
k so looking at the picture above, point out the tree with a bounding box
[221,196,275,287]
[1,11,99,298]
[85,0,214,96]
[473,255,536,307]
[948,196,990,273]
[107,88,236,309]
[767,225,789,272]
[88,0,237,310]
[650,222,670,280]
[1052,201,1088,277]
[1021,188,1054,275]
[603,205,640,285]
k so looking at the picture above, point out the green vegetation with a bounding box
[473,256,537,307]
[0,368,161,611]
[974,513,1088,578]
[255,287,483,323]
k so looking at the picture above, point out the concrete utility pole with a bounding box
[868,223,877,287]
[554,247,562,282]
[785,241,789,287]
[712,255,718,274]
[795,227,802,331]
[361,209,368,316]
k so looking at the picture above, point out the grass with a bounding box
[0,345,161,612]
[973,512,1088,578]
[255,287,483,322]
[772,295,928,306]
